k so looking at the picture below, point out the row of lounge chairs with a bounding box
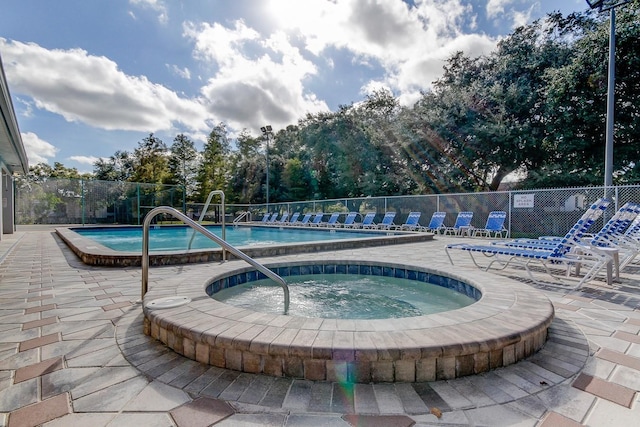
[446,197,640,289]
[258,211,395,229]
[257,210,509,236]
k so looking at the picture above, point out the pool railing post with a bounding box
[141,206,289,312]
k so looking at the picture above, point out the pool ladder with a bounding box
[141,206,290,313]
[188,190,226,260]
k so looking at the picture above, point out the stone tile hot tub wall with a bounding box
[142,259,554,383]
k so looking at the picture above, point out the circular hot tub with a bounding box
[207,264,479,319]
[143,260,554,382]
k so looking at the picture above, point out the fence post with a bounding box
[182,185,186,214]
[137,184,141,225]
[508,190,512,238]
[81,178,85,226]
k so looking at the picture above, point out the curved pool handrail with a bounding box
[233,211,251,223]
[142,206,290,313]
[188,190,226,260]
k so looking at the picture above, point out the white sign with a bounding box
[513,194,534,208]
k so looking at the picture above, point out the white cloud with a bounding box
[0,39,210,134]
[260,0,498,105]
[166,64,191,80]
[21,132,57,165]
[486,0,535,29]
[69,155,102,165]
[129,0,168,24]
[512,9,533,28]
[16,97,33,118]
[2,0,510,147]
[184,20,328,131]
[487,0,513,18]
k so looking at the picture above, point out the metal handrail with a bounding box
[233,211,251,223]
[142,206,290,313]
[188,190,225,260]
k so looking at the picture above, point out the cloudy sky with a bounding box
[1,0,586,172]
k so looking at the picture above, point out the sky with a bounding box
[0,0,588,173]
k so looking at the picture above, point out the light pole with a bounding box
[260,125,273,207]
[585,0,630,195]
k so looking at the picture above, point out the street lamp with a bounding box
[260,125,273,207]
[585,0,630,195]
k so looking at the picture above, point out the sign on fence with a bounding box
[513,194,534,208]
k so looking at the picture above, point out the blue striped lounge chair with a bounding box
[284,212,300,225]
[579,202,640,272]
[376,212,397,230]
[496,198,613,250]
[394,212,422,231]
[350,212,376,229]
[319,212,340,227]
[422,212,446,234]
[296,213,313,226]
[274,212,289,224]
[308,213,325,226]
[471,211,508,238]
[263,212,278,223]
[445,198,612,288]
[338,212,358,228]
[443,212,474,236]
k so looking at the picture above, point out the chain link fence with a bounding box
[16,179,640,238]
[16,178,184,225]
[210,185,640,239]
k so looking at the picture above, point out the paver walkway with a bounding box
[0,229,638,426]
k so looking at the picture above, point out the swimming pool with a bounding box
[72,225,386,252]
[56,225,435,266]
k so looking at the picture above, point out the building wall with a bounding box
[2,168,14,235]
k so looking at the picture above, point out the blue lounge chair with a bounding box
[422,212,446,234]
[285,212,300,225]
[583,202,640,272]
[275,212,289,224]
[394,212,421,231]
[319,212,340,227]
[260,213,271,223]
[296,213,313,226]
[263,212,278,223]
[376,212,397,230]
[497,198,613,249]
[349,212,376,229]
[308,213,325,226]
[445,198,612,288]
[472,211,508,238]
[443,212,474,236]
[338,212,359,228]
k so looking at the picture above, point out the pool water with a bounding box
[73,225,385,252]
[211,273,475,319]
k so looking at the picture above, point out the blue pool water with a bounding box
[73,225,390,252]
[211,273,476,319]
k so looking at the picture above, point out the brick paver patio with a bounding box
[0,228,638,426]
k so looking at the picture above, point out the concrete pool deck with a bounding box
[0,227,639,426]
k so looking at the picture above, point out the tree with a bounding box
[227,129,267,203]
[409,12,591,192]
[282,157,312,201]
[167,134,199,201]
[196,124,230,201]
[537,4,640,187]
[130,133,169,184]
[93,150,134,181]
